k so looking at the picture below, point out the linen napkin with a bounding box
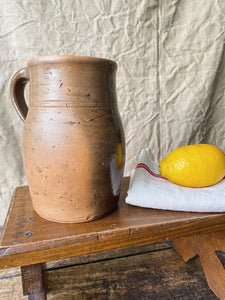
[125,149,225,212]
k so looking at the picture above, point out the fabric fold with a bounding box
[126,149,225,212]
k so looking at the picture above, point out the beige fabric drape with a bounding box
[1,0,225,225]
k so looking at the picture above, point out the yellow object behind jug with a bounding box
[158,144,225,187]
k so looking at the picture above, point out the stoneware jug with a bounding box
[10,55,125,223]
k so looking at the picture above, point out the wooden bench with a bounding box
[1,177,225,299]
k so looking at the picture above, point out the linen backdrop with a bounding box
[1,0,225,226]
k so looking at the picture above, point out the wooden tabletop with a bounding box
[1,177,225,269]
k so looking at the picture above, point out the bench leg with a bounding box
[173,232,225,300]
[21,263,47,300]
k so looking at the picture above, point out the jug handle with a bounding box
[10,67,29,122]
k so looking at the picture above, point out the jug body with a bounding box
[11,55,125,223]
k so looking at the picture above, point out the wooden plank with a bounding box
[21,263,47,299]
[174,231,225,299]
[47,241,173,269]
[0,242,218,299]
[47,249,218,300]
[1,177,225,269]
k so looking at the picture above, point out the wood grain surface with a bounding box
[0,239,219,300]
[1,177,225,269]
[21,263,46,299]
[174,231,225,299]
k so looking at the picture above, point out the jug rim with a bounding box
[28,55,117,68]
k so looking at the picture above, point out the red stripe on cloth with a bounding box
[136,163,166,179]
[137,163,225,181]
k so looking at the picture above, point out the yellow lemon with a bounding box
[158,144,225,187]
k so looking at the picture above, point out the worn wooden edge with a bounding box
[1,178,225,257]
[0,241,173,279]
[46,241,173,270]
[0,242,217,299]
[1,177,225,269]
[1,209,225,257]
[1,217,225,270]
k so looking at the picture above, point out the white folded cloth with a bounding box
[125,149,225,212]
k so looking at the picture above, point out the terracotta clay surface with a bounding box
[10,55,125,223]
